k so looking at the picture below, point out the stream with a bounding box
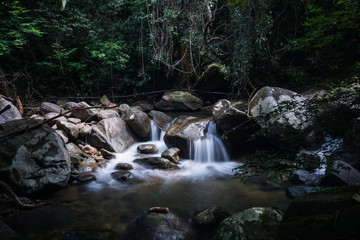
[4,120,292,240]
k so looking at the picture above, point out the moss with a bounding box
[277,186,360,240]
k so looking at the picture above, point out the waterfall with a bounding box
[190,121,229,163]
[150,120,161,141]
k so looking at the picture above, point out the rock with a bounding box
[121,107,151,140]
[111,170,134,181]
[137,144,157,154]
[213,99,248,132]
[134,157,178,170]
[66,142,82,156]
[30,114,44,121]
[121,211,187,240]
[78,157,97,172]
[40,102,62,115]
[43,112,67,126]
[114,163,133,171]
[277,186,360,240]
[0,98,22,124]
[0,119,71,194]
[323,160,360,186]
[67,117,81,124]
[132,100,154,112]
[100,148,116,159]
[72,101,98,122]
[63,102,77,110]
[81,144,100,157]
[97,109,120,120]
[79,124,92,139]
[164,116,211,157]
[149,110,173,131]
[99,95,112,106]
[155,91,203,111]
[119,104,130,116]
[55,129,69,144]
[249,86,309,129]
[77,172,96,182]
[215,207,283,240]
[192,206,230,230]
[89,117,137,153]
[291,169,323,184]
[286,185,324,199]
[161,148,180,164]
[56,120,79,141]
[0,220,23,240]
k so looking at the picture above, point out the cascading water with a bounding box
[190,121,229,163]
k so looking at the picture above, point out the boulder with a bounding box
[164,116,211,157]
[56,120,79,141]
[121,211,187,240]
[322,160,360,186]
[111,170,134,181]
[149,110,173,131]
[77,172,96,182]
[121,107,151,140]
[213,99,248,132]
[155,91,203,111]
[72,102,98,122]
[114,163,133,171]
[96,109,120,120]
[134,157,178,170]
[43,112,67,126]
[63,102,77,110]
[277,186,360,240]
[89,117,137,153]
[137,144,158,154]
[161,148,180,164]
[215,207,283,240]
[0,98,22,124]
[40,102,62,115]
[0,119,71,194]
[100,148,116,159]
[119,104,130,116]
[192,206,230,230]
[132,100,154,112]
[249,86,309,130]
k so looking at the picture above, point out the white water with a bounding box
[91,120,239,190]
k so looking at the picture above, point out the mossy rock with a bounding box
[277,185,360,240]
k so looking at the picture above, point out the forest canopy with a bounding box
[0,0,359,100]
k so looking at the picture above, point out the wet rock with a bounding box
[0,98,22,124]
[89,117,137,153]
[72,101,98,122]
[100,148,116,159]
[286,185,324,199]
[277,186,360,240]
[114,163,133,171]
[97,109,120,120]
[164,116,211,157]
[137,144,158,154]
[149,110,173,131]
[134,157,178,170]
[43,112,67,126]
[77,172,96,182]
[121,107,151,140]
[56,120,79,141]
[155,91,203,111]
[0,119,71,194]
[249,86,309,129]
[121,211,187,240]
[40,102,62,115]
[215,207,283,240]
[192,206,230,230]
[111,170,134,181]
[0,220,23,240]
[132,100,154,112]
[161,148,180,164]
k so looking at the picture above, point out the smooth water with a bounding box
[4,120,291,240]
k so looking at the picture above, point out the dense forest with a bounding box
[1,0,359,101]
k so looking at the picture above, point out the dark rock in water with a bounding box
[121,211,187,240]
[161,148,180,164]
[286,185,324,199]
[0,98,22,124]
[111,170,134,181]
[164,116,211,158]
[121,105,151,140]
[155,91,203,111]
[100,148,116,159]
[137,144,157,154]
[134,157,178,170]
[89,117,137,153]
[114,163,133,171]
[148,110,173,131]
[0,118,71,194]
[192,206,230,230]
[76,172,96,182]
[0,220,23,240]
[277,186,360,240]
[214,207,283,240]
